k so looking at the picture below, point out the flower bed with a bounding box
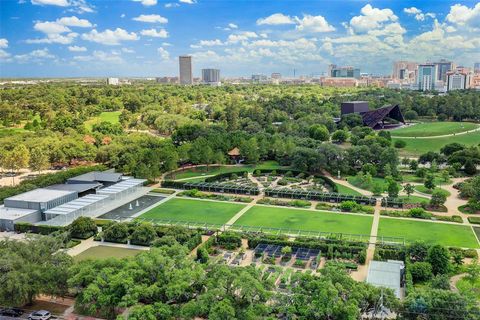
[257,198,311,208]
[380,208,462,223]
[178,189,252,203]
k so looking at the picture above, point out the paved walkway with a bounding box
[224,173,262,227]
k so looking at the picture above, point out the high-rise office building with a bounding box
[328,64,360,79]
[446,67,472,91]
[201,68,220,85]
[474,63,480,74]
[434,59,454,82]
[392,61,417,82]
[179,56,193,85]
[417,64,436,91]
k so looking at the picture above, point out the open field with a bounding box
[139,198,245,224]
[397,195,429,204]
[234,205,373,235]
[73,246,142,261]
[347,175,387,192]
[166,161,287,180]
[393,130,480,156]
[391,122,478,137]
[85,111,122,130]
[378,218,479,248]
[414,185,451,197]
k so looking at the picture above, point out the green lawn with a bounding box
[393,131,480,156]
[335,183,362,196]
[347,175,387,192]
[414,185,451,197]
[74,246,142,262]
[166,161,287,180]
[85,111,122,130]
[391,122,478,137]
[397,195,429,204]
[378,218,479,248]
[234,206,373,235]
[139,198,245,224]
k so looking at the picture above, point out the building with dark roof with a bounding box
[340,101,405,129]
[66,170,123,186]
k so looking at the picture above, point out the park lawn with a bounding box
[414,185,451,197]
[397,195,429,204]
[234,205,373,235]
[401,173,451,186]
[85,111,122,130]
[74,246,142,262]
[393,130,480,156]
[391,122,478,137]
[378,218,479,248]
[167,161,288,180]
[347,175,387,192]
[335,183,362,196]
[139,198,245,224]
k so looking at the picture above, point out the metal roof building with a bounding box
[44,194,109,225]
[366,260,404,298]
[4,188,78,211]
[0,206,41,231]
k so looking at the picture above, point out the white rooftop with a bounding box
[366,260,404,298]
[44,194,109,216]
[0,205,38,220]
[97,179,146,195]
[5,188,76,203]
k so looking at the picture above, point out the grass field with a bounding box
[166,161,287,180]
[347,175,387,192]
[391,122,478,137]
[139,198,245,224]
[414,185,451,197]
[335,183,362,196]
[393,130,480,156]
[85,111,122,130]
[73,246,142,261]
[234,206,373,235]
[397,195,429,204]
[378,218,479,248]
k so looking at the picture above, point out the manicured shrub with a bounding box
[394,140,406,148]
[102,222,129,243]
[69,217,98,239]
[130,222,157,245]
[410,262,433,283]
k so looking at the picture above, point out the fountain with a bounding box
[129,203,133,210]
[136,200,140,207]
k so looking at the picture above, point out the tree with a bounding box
[427,245,450,275]
[464,158,477,175]
[408,242,429,262]
[394,140,406,148]
[196,247,209,263]
[331,130,348,143]
[130,222,157,245]
[387,178,400,198]
[0,235,73,306]
[241,137,260,164]
[404,183,415,198]
[410,262,433,283]
[308,124,330,141]
[409,159,418,171]
[29,147,50,174]
[424,174,436,190]
[430,190,447,208]
[69,217,98,239]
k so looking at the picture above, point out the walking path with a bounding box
[225,173,262,227]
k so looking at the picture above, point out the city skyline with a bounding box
[0,0,480,77]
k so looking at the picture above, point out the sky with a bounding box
[0,0,479,78]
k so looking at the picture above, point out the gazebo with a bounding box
[227,147,243,164]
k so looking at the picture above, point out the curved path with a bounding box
[391,125,480,139]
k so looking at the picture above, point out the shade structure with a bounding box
[44,194,109,225]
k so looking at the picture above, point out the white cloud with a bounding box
[122,47,135,53]
[157,47,170,60]
[31,0,69,6]
[140,28,168,38]
[257,13,295,25]
[179,0,196,4]
[404,7,435,21]
[446,3,480,29]
[295,15,335,32]
[228,23,238,29]
[165,2,179,8]
[0,49,10,60]
[68,45,86,52]
[120,14,126,18]
[26,33,78,44]
[132,0,157,6]
[199,39,223,46]
[34,21,71,34]
[57,16,92,27]
[74,50,123,63]
[14,48,55,63]
[82,28,139,45]
[162,42,172,46]
[132,14,168,23]
[349,4,398,33]
[0,39,8,48]
[227,31,258,43]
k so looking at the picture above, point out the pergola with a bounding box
[177,181,260,195]
[265,188,376,205]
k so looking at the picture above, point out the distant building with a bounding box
[392,61,417,82]
[320,77,358,87]
[156,77,178,84]
[107,77,119,85]
[328,64,360,79]
[340,101,405,129]
[446,67,472,91]
[201,68,221,86]
[474,62,480,74]
[179,56,193,85]
[417,64,436,91]
[434,59,454,82]
[251,74,268,83]
[271,73,282,79]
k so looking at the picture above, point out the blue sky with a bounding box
[0,0,479,77]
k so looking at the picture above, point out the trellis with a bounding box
[161,180,260,195]
[265,188,376,205]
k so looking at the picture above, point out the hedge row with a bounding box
[0,165,106,204]
[14,222,65,235]
[204,171,249,183]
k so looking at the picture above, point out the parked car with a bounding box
[28,310,51,320]
[0,308,23,317]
